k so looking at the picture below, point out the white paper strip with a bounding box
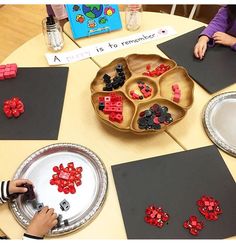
[45,26,176,66]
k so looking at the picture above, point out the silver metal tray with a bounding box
[203,92,236,157]
[9,143,108,236]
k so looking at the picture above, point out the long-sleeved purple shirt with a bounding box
[200,6,236,50]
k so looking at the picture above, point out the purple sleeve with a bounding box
[200,6,229,38]
[46,5,55,17]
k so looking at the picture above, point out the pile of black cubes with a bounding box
[103,64,126,91]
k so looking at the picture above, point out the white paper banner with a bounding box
[45,26,176,66]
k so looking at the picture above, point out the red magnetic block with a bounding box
[114,113,123,123]
[146,64,151,70]
[109,112,116,121]
[173,94,180,103]
[10,63,17,68]
[68,162,74,168]
[98,96,105,102]
[59,171,70,180]
[4,71,11,78]
[103,107,112,114]
[115,107,122,113]
[0,65,6,69]
[5,67,10,72]
[116,95,122,101]
[9,71,16,78]
[174,89,181,95]
[104,96,111,102]
[0,73,4,80]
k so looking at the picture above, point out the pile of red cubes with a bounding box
[3,97,24,118]
[143,63,170,77]
[50,162,83,194]
[197,195,222,221]
[183,215,204,236]
[0,63,17,80]
[98,92,123,123]
[144,205,169,228]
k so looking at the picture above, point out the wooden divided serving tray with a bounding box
[91,54,194,134]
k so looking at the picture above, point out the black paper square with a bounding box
[157,27,236,94]
[0,67,68,140]
[112,146,236,239]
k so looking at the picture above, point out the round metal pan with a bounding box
[203,92,236,157]
[9,143,108,236]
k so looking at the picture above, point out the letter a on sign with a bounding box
[54,56,61,62]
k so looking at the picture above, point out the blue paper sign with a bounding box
[66,4,123,39]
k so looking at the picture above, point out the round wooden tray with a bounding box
[91,54,194,134]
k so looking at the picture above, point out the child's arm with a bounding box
[0,181,9,204]
[23,206,58,239]
[0,179,32,204]
[200,6,229,39]
[194,6,231,59]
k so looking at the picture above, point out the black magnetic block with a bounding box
[22,184,35,201]
[112,146,236,239]
[64,219,69,226]
[36,203,44,212]
[0,67,68,139]
[60,199,70,211]
[158,27,236,94]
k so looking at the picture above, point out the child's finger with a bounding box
[15,179,33,187]
[201,45,207,59]
[15,187,28,193]
[51,219,58,228]
[40,206,49,214]
[46,208,55,216]
[194,45,200,58]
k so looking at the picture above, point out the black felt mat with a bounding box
[157,27,236,94]
[0,67,68,140]
[112,146,236,239]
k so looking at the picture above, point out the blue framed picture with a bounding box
[66,4,123,39]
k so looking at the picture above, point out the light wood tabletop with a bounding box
[64,11,236,180]
[0,23,183,239]
[0,11,235,240]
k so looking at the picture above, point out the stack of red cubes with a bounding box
[144,205,169,228]
[3,97,24,118]
[197,195,222,221]
[183,216,204,236]
[50,162,83,194]
[143,63,170,77]
[0,63,17,80]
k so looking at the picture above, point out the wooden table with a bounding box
[0,11,235,239]
[0,24,183,240]
[64,11,236,181]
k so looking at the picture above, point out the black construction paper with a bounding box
[0,67,68,140]
[157,27,236,94]
[112,146,236,239]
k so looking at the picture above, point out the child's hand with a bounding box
[194,35,209,60]
[212,32,236,47]
[9,179,33,195]
[26,206,58,238]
